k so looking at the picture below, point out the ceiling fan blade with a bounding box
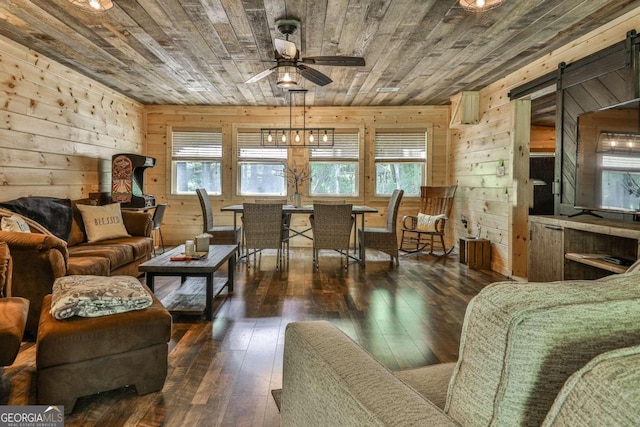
[274,38,298,59]
[297,65,333,86]
[300,56,365,66]
[245,67,276,84]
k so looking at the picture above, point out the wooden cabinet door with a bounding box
[528,221,564,282]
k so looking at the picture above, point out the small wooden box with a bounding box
[459,237,491,270]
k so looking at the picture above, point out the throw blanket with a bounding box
[0,197,72,240]
[50,275,153,320]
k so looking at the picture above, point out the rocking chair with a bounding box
[400,185,457,256]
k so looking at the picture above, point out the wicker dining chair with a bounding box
[310,200,355,255]
[242,203,285,269]
[400,185,457,256]
[358,189,404,265]
[310,204,354,270]
[253,198,291,260]
[196,188,241,246]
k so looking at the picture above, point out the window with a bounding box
[309,132,359,196]
[171,130,222,195]
[237,131,287,196]
[374,131,427,196]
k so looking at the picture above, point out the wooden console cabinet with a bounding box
[528,216,640,281]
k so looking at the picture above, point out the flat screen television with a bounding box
[575,98,640,215]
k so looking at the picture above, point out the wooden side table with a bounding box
[459,237,491,270]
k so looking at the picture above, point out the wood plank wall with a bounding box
[0,34,144,202]
[145,105,450,246]
[530,126,555,152]
[450,6,640,279]
[450,92,514,277]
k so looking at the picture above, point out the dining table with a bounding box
[221,204,378,266]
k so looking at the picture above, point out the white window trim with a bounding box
[169,127,223,195]
[236,129,288,197]
[373,129,430,197]
[309,131,360,197]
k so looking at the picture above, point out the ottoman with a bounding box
[36,284,172,414]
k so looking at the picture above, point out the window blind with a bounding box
[310,132,359,159]
[374,131,427,160]
[602,154,640,170]
[172,131,222,159]
[237,132,287,159]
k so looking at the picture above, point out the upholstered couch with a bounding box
[282,271,640,426]
[0,198,153,333]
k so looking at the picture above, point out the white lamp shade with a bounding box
[277,66,300,88]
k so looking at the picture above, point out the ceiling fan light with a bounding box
[277,66,300,88]
[459,0,504,12]
[67,0,113,12]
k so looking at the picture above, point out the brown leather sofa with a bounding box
[0,200,153,333]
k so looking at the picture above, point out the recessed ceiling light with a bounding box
[376,87,400,93]
[67,0,113,12]
[459,0,504,12]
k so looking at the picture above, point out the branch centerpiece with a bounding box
[279,164,309,206]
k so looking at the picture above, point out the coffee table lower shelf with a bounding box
[159,277,221,316]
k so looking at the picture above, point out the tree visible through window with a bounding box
[374,131,426,196]
[171,130,222,195]
[309,132,359,196]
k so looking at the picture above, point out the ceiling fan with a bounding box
[245,18,366,88]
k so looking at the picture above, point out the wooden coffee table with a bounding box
[140,244,236,320]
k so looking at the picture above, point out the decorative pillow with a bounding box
[67,198,98,246]
[76,203,130,243]
[416,213,445,232]
[50,275,153,320]
[627,259,640,273]
[1,214,31,233]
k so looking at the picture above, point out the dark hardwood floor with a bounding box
[1,248,508,426]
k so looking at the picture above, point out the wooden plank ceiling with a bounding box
[1,0,639,106]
